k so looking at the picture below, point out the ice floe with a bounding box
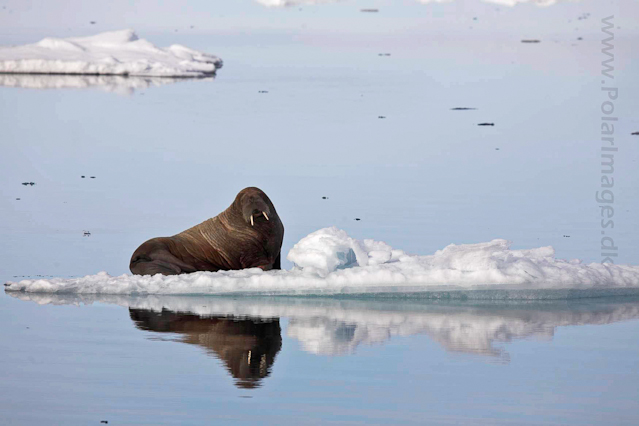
[4,227,639,296]
[0,29,222,77]
[257,0,576,7]
[416,0,574,5]
[255,0,341,7]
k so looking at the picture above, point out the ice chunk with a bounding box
[0,30,222,77]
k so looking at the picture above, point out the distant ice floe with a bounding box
[8,293,639,359]
[256,0,340,6]
[416,0,576,5]
[0,29,222,77]
[5,227,639,296]
[256,0,576,7]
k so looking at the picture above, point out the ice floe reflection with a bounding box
[9,293,639,366]
[0,73,214,95]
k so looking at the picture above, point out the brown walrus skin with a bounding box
[129,187,284,276]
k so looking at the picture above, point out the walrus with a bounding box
[129,187,284,275]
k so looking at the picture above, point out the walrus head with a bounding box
[237,187,273,227]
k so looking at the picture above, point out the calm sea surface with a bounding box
[2,0,639,424]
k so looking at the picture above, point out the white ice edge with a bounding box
[5,226,639,295]
[0,29,222,77]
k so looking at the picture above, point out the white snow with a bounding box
[5,227,639,295]
[0,30,222,77]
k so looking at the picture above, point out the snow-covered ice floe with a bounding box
[0,29,222,77]
[5,227,639,297]
[257,0,576,7]
[7,293,639,359]
[415,0,575,6]
[255,0,341,7]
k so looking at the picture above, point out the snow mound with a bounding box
[287,227,404,277]
[4,227,639,295]
[0,29,222,77]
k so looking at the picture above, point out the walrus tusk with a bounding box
[250,215,254,226]
[263,212,269,221]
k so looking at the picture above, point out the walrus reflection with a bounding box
[129,308,281,389]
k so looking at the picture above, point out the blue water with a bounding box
[2,292,639,425]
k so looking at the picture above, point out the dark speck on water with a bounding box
[495,148,500,150]
[15,198,20,200]
[451,107,477,111]
[100,421,108,424]
[563,235,571,238]
[90,21,96,25]
[521,39,541,43]
[378,116,386,119]
[322,196,328,199]
[355,218,361,221]
[90,176,96,179]
[631,132,639,135]
[360,9,379,13]
[259,90,269,93]
[378,53,391,56]
[478,123,495,126]
[81,175,85,178]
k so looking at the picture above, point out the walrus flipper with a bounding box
[130,258,183,276]
[272,253,281,270]
[130,249,197,276]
